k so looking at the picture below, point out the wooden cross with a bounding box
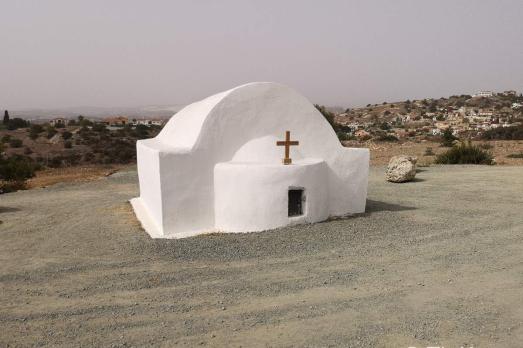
[276,131,299,165]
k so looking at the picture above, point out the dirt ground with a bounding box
[344,139,523,166]
[1,166,522,347]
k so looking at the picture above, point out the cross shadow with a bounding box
[365,199,416,214]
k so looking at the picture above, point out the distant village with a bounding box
[333,90,523,141]
[46,115,166,128]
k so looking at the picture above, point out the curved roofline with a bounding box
[156,82,302,150]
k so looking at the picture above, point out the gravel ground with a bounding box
[1,165,522,347]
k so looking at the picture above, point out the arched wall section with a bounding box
[138,82,368,237]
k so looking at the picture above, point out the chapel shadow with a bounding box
[137,199,417,262]
[365,199,416,214]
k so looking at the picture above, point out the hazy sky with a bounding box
[1,0,523,109]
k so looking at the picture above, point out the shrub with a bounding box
[6,118,29,130]
[46,126,57,139]
[481,125,523,140]
[64,140,72,149]
[507,153,523,159]
[0,180,27,193]
[9,138,23,148]
[62,131,73,140]
[376,134,399,142]
[48,156,63,168]
[336,132,349,141]
[435,142,494,165]
[133,124,149,139]
[28,124,44,140]
[1,135,11,143]
[0,155,36,181]
[92,123,107,132]
[29,124,44,134]
[441,128,458,147]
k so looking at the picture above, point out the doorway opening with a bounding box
[288,189,304,217]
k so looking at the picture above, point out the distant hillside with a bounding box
[337,91,522,125]
[8,105,185,120]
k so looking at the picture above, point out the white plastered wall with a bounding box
[131,82,369,238]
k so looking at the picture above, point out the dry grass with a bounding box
[16,140,523,191]
[26,164,134,189]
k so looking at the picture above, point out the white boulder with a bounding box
[386,155,417,183]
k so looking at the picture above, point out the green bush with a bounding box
[435,142,494,165]
[6,118,29,130]
[336,131,349,141]
[376,134,399,142]
[481,125,523,140]
[46,126,57,139]
[92,123,107,132]
[133,124,149,139]
[0,155,37,181]
[441,128,458,147]
[28,124,44,140]
[62,131,73,140]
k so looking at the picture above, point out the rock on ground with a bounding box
[386,155,417,182]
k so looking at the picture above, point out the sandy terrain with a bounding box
[1,166,522,347]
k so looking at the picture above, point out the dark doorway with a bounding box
[288,189,304,217]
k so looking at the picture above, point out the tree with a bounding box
[3,110,9,125]
[133,124,149,139]
[0,155,37,182]
[62,131,73,140]
[28,124,44,140]
[46,126,58,139]
[6,118,28,130]
[441,127,458,147]
[314,104,336,130]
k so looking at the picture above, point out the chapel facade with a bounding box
[131,82,369,238]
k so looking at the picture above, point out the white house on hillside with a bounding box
[472,91,494,98]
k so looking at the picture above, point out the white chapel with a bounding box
[131,82,369,238]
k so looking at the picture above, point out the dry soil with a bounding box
[1,166,522,347]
